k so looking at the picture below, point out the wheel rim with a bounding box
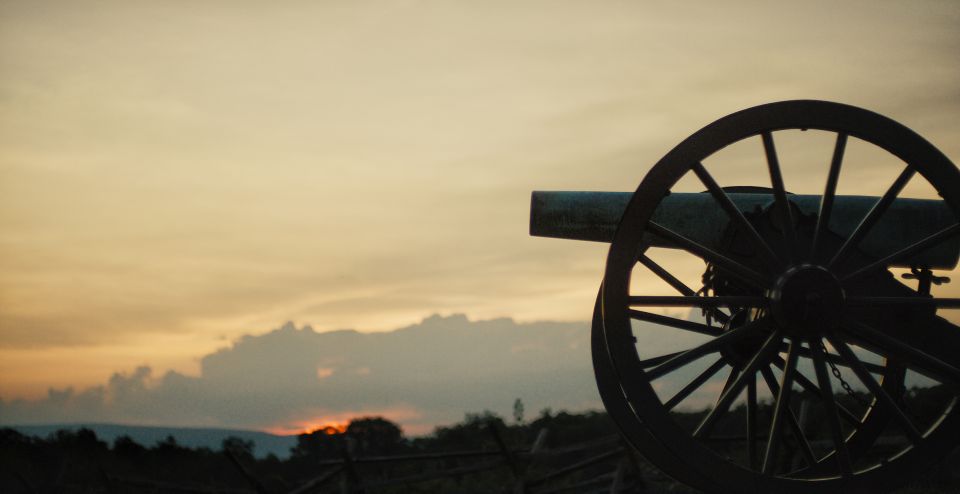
[591,288,727,493]
[597,100,960,493]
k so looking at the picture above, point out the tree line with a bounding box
[1,406,620,493]
[3,387,957,493]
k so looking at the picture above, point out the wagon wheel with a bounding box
[596,100,960,494]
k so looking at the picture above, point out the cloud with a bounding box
[0,315,600,435]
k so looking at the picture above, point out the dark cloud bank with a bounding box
[0,315,600,435]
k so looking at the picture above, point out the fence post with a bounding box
[15,471,38,494]
[224,449,272,494]
[98,468,119,494]
[612,440,647,493]
[339,436,365,494]
[512,428,549,494]
[529,428,550,456]
[487,422,520,476]
[286,466,343,494]
[486,422,528,493]
[609,458,628,493]
[792,397,812,471]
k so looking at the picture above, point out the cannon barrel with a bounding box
[530,191,960,269]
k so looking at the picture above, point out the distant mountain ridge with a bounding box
[8,423,297,459]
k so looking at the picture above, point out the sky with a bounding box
[1,0,960,431]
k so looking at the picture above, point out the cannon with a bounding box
[530,100,960,494]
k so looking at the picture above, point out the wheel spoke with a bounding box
[747,375,759,471]
[646,318,770,380]
[762,132,797,261]
[841,223,960,283]
[771,356,862,425]
[639,351,683,369]
[842,318,960,388]
[759,366,817,469]
[719,363,743,397]
[811,133,847,262]
[648,221,770,287]
[762,341,801,474]
[637,253,695,296]
[637,253,730,325]
[826,335,924,445]
[663,358,728,410]
[693,330,783,438]
[828,166,915,269]
[810,340,854,477]
[629,309,724,337]
[692,162,784,269]
[628,295,765,308]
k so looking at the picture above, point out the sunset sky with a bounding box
[2,1,959,433]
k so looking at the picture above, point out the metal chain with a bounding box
[821,341,873,411]
[697,263,717,326]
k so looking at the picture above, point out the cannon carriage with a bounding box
[530,100,960,493]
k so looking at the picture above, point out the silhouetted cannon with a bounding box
[531,191,960,269]
[530,101,960,494]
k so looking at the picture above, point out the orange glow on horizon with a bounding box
[265,420,349,436]
[262,406,423,436]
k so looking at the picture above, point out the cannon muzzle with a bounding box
[530,191,960,269]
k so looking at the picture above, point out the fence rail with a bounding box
[66,426,648,494]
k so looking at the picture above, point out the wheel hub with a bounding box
[768,264,845,337]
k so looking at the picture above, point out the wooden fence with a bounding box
[87,426,664,494]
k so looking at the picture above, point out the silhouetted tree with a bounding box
[527,409,617,446]
[290,428,341,460]
[426,410,506,451]
[0,428,30,448]
[54,428,108,454]
[222,436,256,459]
[113,434,146,459]
[513,398,525,424]
[346,417,405,456]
